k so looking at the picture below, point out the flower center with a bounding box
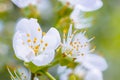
[22,30,48,56]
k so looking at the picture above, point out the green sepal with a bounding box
[24,62,50,73]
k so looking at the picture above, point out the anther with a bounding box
[26,33,30,37]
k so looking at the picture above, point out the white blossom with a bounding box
[57,66,72,80]
[58,0,103,12]
[70,6,93,29]
[11,0,53,20]
[12,0,37,8]
[62,25,92,60]
[13,18,61,66]
[74,54,108,80]
[8,66,31,80]
[58,54,108,80]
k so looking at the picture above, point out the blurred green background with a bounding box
[0,0,120,80]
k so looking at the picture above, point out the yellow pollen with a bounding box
[69,51,72,55]
[40,40,43,43]
[27,33,30,37]
[63,29,67,33]
[45,43,48,47]
[33,37,37,43]
[43,47,46,50]
[42,32,46,36]
[38,28,41,32]
[27,39,31,43]
[34,49,39,54]
[35,45,39,49]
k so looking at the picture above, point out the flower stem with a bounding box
[31,73,35,80]
[41,71,56,80]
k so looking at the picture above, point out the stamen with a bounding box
[40,39,43,43]
[33,37,37,43]
[42,32,46,36]
[27,39,31,43]
[45,43,48,47]
[38,28,41,32]
[26,33,30,37]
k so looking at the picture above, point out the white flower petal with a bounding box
[17,66,31,80]
[86,54,108,71]
[59,70,71,80]
[16,18,42,45]
[42,27,61,50]
[13,32,35,62]
[57,66,67,74]
[32,50,55,66]
[57,66,72,80]
[70,7,92,29]
[37,0,53,20]
[74,65,85,77]
[85,69,103,80]
[73,32,90,54]
[12,0,37,8]
[77,0,103,12]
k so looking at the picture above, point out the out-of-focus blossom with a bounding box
[75,54,108,71]
[12,0,37,8]
[62,25,92,60]
[58,0,103,12]
[75,54,108,80]
[70,6,93,29]
[11,0,53,20]
[58,54,108,80]
[8,66,31,80]
[57,66,72,80]
[13,18,61,66]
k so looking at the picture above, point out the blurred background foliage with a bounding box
[0,0,120,80]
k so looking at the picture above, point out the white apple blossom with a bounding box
[58,0,103,12]
[62,25,92,60]
[70,6,93,29]
[13,18,61,66]
[58,54,108,80]
[74,54,108,80]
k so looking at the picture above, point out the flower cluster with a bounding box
[10,0,108,80]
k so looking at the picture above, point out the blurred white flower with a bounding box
[58,0,103,12]
[57,66,72,80]
[75,54,108,80]
[13,18,61,66]
[8,66,31,80]
[12,0,37,8]
[57,54,108,80]
[11,0,53,20]
[34,76,39,80]
[62,25,92,60]
[75,54,108,71]
[70,6,93,29]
